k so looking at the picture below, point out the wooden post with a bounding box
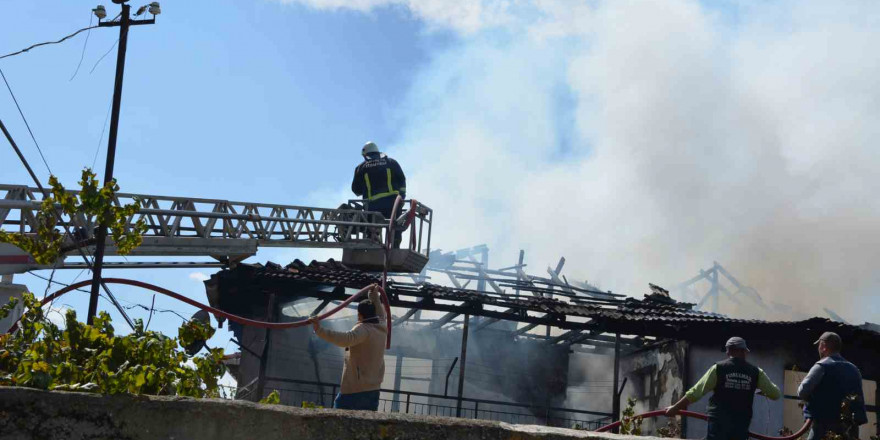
[456,314,470,417]
[391,355,403,412]
[681,342,690,438]
[256,294,276,401]
[612,332,621,433]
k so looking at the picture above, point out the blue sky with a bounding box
[3,0,880,358]
[0,1,458,357]
[1,1,452,199]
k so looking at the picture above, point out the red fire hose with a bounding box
[595,410,812,440]
[7,278,393,337]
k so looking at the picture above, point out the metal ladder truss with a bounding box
[0,184,433,263]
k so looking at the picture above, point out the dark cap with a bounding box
[814,332,842,347]
[725,337,750,352]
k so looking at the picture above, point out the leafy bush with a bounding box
[259,390,281,404]
[571,397,642,433]
[821,394,862,440]
[0,292,224,397]
[620,397,644,435]
[0,168,147,264]
[656,418,681,438]
[301,400,324,409]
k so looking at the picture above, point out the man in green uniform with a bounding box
[666,337,781,440]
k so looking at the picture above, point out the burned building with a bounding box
[206,256,880,436]
[207,258,610,428]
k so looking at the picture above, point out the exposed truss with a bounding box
[408,245,618,301]
[674,261,766,314]
[384,246,638,350]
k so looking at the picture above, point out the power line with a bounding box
[1,8,156,330]
[89,39,119,74]
[92,97,113,169]
[28,270,191,322]
[29,271,90,294]
[0,68,52,174]
[0,120,44,204]
[69,14,95,81]
[1,115,136,330]
[121,301,189,322]
[144,294,156,330]
[0,25,99,60]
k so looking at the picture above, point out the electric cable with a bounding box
[1,116,136,329]
[89,38,119,74]
[69,14,94,81]
[92,97,113,168]
[41,263,59,301]
[0,25,99,60]
[27,270,189,322]
[120,300,188,322]
[28,271,89,294]
[69,266,89,286]
[144,293,156,331]
[0,68,52,174]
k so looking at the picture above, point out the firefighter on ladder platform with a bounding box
[351,141,406,247]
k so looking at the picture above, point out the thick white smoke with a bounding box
[290,0,880,322]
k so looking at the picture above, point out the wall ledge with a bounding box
[0,386,665,440]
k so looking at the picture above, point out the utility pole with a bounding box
[87,1,157,324]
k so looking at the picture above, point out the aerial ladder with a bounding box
[0,184,433,275]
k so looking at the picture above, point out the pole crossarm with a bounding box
[98,18,155,27]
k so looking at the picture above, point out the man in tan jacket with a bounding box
[310,284,387,410]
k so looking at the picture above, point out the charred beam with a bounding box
[513,322,540,336]
[428,312,461,329]
[393,308,419,326]
[309,299,331,316]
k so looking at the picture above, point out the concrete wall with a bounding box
[686,344,793,439]
[0,386,658,440]
[620,340,688,435]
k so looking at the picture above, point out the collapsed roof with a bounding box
[207,259,880,352]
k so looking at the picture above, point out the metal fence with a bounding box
[262,377,611,430]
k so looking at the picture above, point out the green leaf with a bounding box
[260,390,281,405]
[0,287,224,399]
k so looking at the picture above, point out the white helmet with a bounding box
[361,141,380,157]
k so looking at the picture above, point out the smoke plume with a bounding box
[289,0,880,322]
